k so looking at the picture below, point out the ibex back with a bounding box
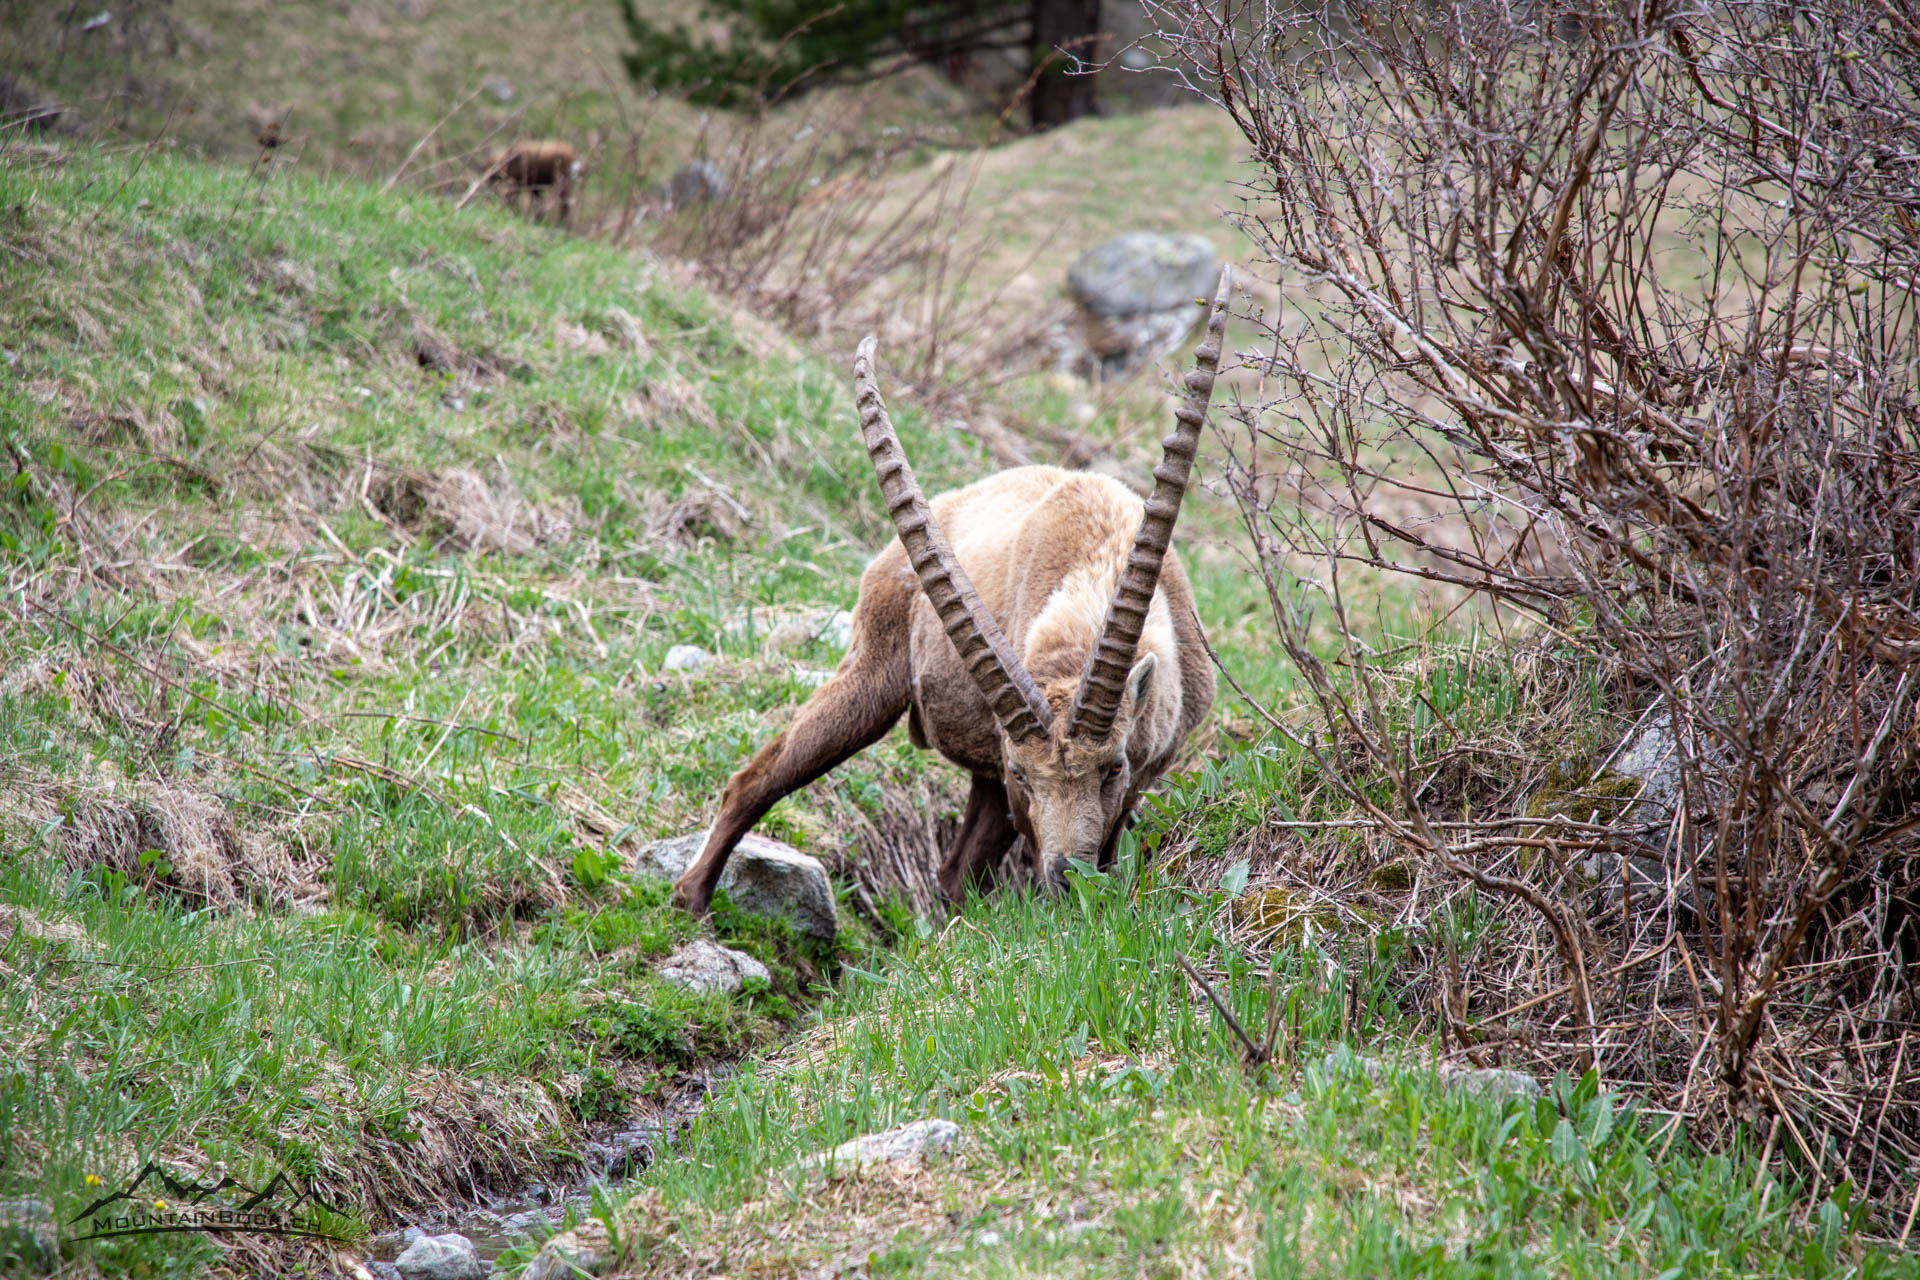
[670,270,1230,914]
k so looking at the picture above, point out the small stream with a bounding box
[363,1074,716,1271]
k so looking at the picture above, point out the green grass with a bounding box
[611,829,1917,1279]
[0,140,987,1273]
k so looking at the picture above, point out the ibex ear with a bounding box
[1128,653,1157,708]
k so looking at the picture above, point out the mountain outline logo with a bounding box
[66,1160,353,1244]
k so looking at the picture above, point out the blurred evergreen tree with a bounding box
[617,0,1102,129]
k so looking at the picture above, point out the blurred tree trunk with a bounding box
[1029,0,1100,128]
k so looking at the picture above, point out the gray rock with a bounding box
[636,833,837,940]
[524,1219,614,1280]
[1612,722,1680,809]
[662,644,711,673]
[800,1118,962,1175]
[394,1232,485,1280]
[1066,233,1219,381]
[668,161,729,208]
[582,1129,655,1181]
[655,938,770,994]
[370,1262,402,1280]
[1584,719,1702,913]
[1317,1049,1540,1103]
[482,76,515,104]
[0,1198,57,1271]
[1437,1063,1543,1103]
[1068,233,1219,318]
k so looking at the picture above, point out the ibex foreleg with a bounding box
[669,578,912,918]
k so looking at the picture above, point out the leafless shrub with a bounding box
[1155,0,1920,1214]
[631,109,1058,401]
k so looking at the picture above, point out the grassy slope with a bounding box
[1,141,1901,1280]
[607,691,1919,1279]
[0,139,987,1275]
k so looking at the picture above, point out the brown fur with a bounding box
[670,466,1214,914]
[487,140,583,226]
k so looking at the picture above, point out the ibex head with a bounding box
[852,268,1231,889]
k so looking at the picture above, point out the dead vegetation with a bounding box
[1155,0,1920,1226]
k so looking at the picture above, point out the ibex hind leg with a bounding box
[669,580,912,917]
[937,776,1019,905]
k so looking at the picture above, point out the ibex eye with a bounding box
[1108,762,1124,777]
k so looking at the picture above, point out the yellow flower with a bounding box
[153,1199,167,1211]
[84,1175,101,1187]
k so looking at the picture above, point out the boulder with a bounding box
[800,1118,962,1175]
[635,833,837,940]
[394,1232,485,1280]
[668,161,729,208]
[1066,232,1219,380]
[524,1219,614,1280]
[655,938,770,995]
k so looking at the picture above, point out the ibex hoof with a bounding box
[668,881,711,917]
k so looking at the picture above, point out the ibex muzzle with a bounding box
[669,269,1230,914]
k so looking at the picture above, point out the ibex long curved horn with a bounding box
[1068,266,1232,742]
[854,338,1053,743]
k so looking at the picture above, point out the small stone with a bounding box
[582,1130,655,1181]
[524,1219,613,1280]
[763,620,814,653]
[800,1118,962,1175]
[662,644,711,672]
[655,938,770,995]
[1437,1064,1543,1103]
[0,1198,57,1272]
[394,1232,485,1280]
[635,832,837,940]
[1317,1048,1540,1104]
[483,76,514,104]
[977,1230,1003,1246]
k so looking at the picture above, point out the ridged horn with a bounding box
[853,338,1053,744]
[1068,266,1232,742]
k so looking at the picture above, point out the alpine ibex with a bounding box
[485,140,583,226]
[670,271,1230,916]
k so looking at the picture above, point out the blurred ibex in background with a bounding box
[671,271,1231,916]
[486,140,583,226]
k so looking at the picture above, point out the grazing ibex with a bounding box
[670,271,1230,916]
[486,140,583,226]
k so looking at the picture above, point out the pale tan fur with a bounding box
[670,465,1213,915]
